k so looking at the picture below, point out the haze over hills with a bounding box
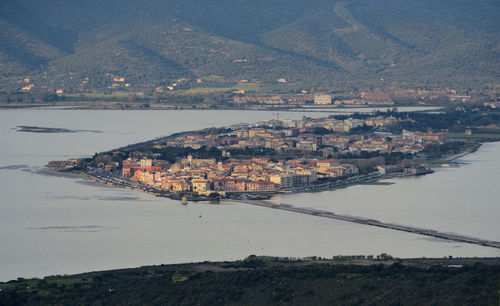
[0,0,499,93]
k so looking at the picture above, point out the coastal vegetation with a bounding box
[1,257,499,305]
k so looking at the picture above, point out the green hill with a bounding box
[0,0,499,93]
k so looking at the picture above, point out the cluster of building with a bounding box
[232,92,394,106]
[121,155,358,195]
[333,93,394,106]
[322,130,446,155]
[233,96,310,105]
[108,76,131,89]
[21,78,34,91]
[106,116,446,195]
[46,114,449,196]
[162,116,400,155]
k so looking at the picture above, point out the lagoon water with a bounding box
[1,108,499,281]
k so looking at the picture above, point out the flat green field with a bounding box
[63,92,134,99]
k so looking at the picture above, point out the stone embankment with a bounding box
[228,199,500,250]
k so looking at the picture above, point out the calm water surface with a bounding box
[0,109,499,281]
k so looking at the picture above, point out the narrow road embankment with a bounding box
[228,199,500,250]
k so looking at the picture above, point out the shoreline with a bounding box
[74,169,429,203]
[59,144,499,251]
[443,143,481,162]
[2,256,500,304]
[422,142,482,168]
[446,144,481,162]
[42,113,500,254]
[0,103,440,112]
[2,255,500,283]
[73,167,500,251]
[54,135,490,213]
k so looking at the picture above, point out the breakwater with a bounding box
[229,199,500,250]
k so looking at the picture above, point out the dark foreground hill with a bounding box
[1,256,500,305]
[0,0,499,93]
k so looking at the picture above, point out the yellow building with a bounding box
[191,179,210,193]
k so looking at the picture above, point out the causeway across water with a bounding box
[228,199,500,250]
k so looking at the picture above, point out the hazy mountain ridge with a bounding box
[0,0,498,92]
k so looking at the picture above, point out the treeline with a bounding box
[328,107,500,133]
[0,92,58,104]
[394,108,500,132]
[423,142,466,158]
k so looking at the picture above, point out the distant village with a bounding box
[233,92,395,106]
[49,115,446,198]
[10,73,500,109]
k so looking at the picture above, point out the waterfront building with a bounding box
[191,179,211,192]
[245,181,277,192]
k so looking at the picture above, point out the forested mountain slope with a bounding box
[1,0,498,92]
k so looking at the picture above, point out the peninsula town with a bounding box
[47,111,460,201]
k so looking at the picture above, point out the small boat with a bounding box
[441,163,450,167]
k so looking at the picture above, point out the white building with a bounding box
[314,94,332,105]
